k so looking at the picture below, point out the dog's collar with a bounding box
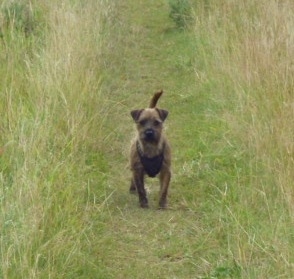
[136,141,165,177]
[136,140,165,159]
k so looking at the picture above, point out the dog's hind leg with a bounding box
[129,178,137,194]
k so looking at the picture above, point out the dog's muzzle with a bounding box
[144,129,155,141]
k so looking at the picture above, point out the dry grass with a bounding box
[0,0,113,277]
[192,0,294,276]
[196,0,294,211]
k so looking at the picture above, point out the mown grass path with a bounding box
[94,1,237,278]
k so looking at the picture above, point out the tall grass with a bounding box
[192,0,294,276]
[0,0,112,277]
[194,0,294,211]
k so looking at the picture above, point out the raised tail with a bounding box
[149,90,163,108]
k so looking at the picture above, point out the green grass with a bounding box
[1,0,293,278]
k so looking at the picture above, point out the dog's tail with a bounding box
[149,90,163,108]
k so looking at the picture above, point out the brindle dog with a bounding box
[130,91,171,209]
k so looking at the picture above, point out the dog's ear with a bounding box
[156,109,169,121]
[131,109,143,121]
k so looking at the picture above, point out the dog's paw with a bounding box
[158,200,167,209]
[140,199,149,209]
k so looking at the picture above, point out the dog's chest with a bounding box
[140,154,164,177]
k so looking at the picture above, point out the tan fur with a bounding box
[130,91,171,208]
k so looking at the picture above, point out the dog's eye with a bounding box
[138,120,147,126]
[154,120,161,126]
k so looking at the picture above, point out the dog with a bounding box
[129,90,171,208]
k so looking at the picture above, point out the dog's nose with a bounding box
[144,129,154,139]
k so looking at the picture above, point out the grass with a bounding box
[0,0,293,278]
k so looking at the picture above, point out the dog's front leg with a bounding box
[159,168,171,209]
[133,171,148,208]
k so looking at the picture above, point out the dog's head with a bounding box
[131,108,168,143]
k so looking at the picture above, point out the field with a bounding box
[0,0,293,278]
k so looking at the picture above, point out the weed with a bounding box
[202,262,242,279]
[168,0,192,29]
[0,1,35,36]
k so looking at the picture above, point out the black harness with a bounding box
[136,141,164,177]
